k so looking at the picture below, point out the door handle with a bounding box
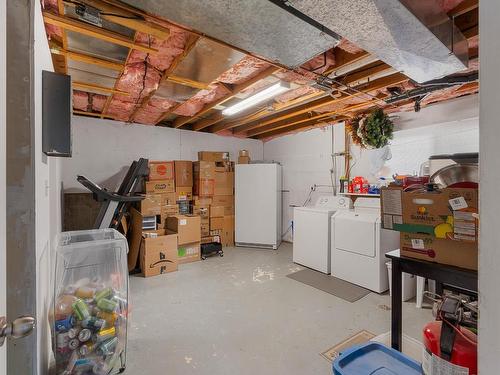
[0,316,36,347]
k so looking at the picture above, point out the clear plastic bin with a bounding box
[51,229,129,375]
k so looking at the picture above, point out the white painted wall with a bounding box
[61,117,264,191]
[34,2,62,373]
[479,1,500,372]
[264,95,479,242]
[0,0,6,372]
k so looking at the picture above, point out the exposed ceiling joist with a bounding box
[43,11,158,53]
[73,109,114,118]
[254,115,349,140]
[165,75,208,90]
[229,73,407,134]
[448,0,478,18]
[73,81,128,95]
[169,65,280,128]
[67,0,170,39]
[51,48,125,70]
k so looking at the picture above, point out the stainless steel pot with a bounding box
[430,163,479,188]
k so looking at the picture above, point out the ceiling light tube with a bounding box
[222,82,290,116]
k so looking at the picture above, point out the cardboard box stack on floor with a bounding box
[381,186,479,270]
[194,152,235,247]
[127,160,201,277]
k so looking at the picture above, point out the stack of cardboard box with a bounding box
[194,152,235,247]
[128,160,201,277]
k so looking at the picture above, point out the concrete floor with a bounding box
[127,243,432,375]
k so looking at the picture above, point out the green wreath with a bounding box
[348,108,394,149]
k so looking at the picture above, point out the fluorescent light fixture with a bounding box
[222,82,290,116]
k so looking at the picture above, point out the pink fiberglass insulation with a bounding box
[105,63,162,120]
[275,86,321,104]
[73,91,89,111]
[92,94,107,112]
[42,0,63,40]
[173,84,231,117]
[337,38,364,54]
[105,25,191,122]
[217,56,272,85]
[275,50,336,85]
[128,27,190,71]
[132,97,177,125]
[73,91,109,113]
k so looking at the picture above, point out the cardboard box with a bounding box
[193,178,215,197]
[149,161,174,181]
[139,230,178,277]
[177,242,201,264]
[400,232,478,270]
[193,196,213,206]
[174,160,193,187]
[214,171,234,196]
[381,187,478,242]
[161,204,179,217]
[175,186,193,201]
[202,235,221,244]
[224,206,235,215]
[160,192,177,206]
[145,179,175,194]
[166,215,201,245]
[238,156,250,164]
[210,229,222,236]
[221,215,234,247]
[194,161,216,196]
[212,195,234,207]
[210,206,225,218]
[127,208,144,271]
[210,216,224,230]
[198,151,229,162]
[138,194,162,216]
[201,222,210,237]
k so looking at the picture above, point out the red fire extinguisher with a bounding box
[422,293,478,374]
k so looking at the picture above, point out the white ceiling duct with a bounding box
[285,0,469,83]
[122,0,340,68]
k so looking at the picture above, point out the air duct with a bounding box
[285,0,469,83]
[123,0,340,67]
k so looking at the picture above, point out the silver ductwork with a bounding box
[123,0,340,68]
[286,0,469,83]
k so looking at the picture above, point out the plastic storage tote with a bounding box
[333,342,422,375]
[51,229,129,375]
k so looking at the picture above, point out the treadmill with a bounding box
[77,158,149,229]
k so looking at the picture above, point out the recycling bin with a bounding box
[52,229,129,375]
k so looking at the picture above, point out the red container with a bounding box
[422,321,477,374]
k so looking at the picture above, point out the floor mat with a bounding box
[320,330,376,362]
[286,269,371,302]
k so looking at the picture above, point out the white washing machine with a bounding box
[331,197,399,293]
[293,195,352,274]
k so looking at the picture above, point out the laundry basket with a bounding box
[51,229,129,375]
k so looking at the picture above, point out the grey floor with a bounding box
[127,243,432,375]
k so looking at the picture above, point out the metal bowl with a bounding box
[430,163,479,188]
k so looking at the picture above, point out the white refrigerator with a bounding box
[235,163,282,249]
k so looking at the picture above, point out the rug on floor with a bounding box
[320,330,376,362]
[286,268,371,302]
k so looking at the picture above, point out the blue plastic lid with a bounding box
[333,342,422,375]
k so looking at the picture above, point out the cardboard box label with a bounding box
[145,180,175,194]
[179,219,187,226]
[449,196,468,210]
[177,242,201,264]
[411,238,425,249]
[149,161,174,180]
